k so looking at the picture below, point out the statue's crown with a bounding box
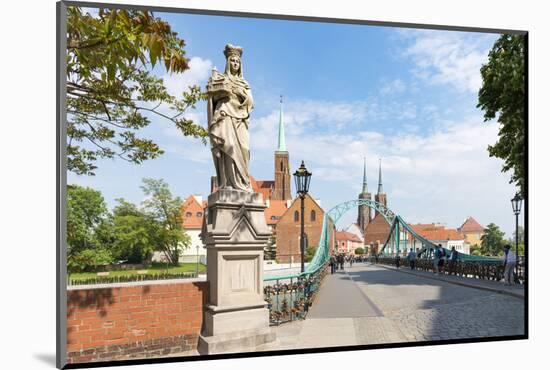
[224,44,243,58]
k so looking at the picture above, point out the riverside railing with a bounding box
[263,263,328,326]
[374,256,525,284]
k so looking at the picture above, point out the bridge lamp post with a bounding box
[293,161,312,273]
[511,193,523,281]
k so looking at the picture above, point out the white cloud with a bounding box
[398,30,497,93]
[161,57,213,97]
[380,78,406,95]
[248,98,516,236]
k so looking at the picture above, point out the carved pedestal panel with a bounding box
[197,189,276,354]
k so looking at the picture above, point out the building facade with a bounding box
[458,216,485,247]
[363,159,391,254]
[335,230,363,255]
[275,194,334,263]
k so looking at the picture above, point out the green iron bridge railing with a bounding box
[263,198,522,325]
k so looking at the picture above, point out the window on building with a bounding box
[294,210,299,222]
[185,212,192,217]
[197,212,203,217]
[280,162,283,171]
[311,210,316,222]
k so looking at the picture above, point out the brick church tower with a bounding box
[374,158,387,215]
[272,96,292,201]
[357,158,372,232]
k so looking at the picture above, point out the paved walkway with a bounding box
[258,262,524,351]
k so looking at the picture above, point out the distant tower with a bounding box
[374,158,387,216]
[357,157,372,232]
[273,96,292,201]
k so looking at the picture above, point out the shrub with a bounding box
[68,248,113,273]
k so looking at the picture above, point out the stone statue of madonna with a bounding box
[207,44,254,192]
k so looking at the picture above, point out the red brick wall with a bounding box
[66,280,208,364]
[364,213,391,246]
[275,194,334,263]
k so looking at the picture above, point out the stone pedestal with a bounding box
[197,189,276,354]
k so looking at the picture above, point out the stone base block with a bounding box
[197,327,276,355]
[204,306,269,336]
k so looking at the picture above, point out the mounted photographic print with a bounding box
[57,1,527,368]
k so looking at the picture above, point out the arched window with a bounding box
[197,212,203,218]
[310,210,316,222]
[280,162,283,171]
[185,212,192,217]
[294,210,299,222]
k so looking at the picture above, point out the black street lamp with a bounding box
[293,161,312,273]
[511,193,523,282]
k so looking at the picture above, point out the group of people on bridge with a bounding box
[329,253,369,274]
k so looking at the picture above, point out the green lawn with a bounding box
[69,262,206,280]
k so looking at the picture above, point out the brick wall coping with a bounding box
[67,275,207,291]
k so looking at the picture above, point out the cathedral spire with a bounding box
[362,157,368,193]
[277,95,286,152]
[377,158,384,194]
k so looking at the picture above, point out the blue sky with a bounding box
[69,9,522,237]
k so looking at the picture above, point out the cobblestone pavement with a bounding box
[347,264,525,342]
[259,263,524,351]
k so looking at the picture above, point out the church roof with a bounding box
[250,176,274,202]
[277,96,287,152]
[458,216,485,233]
[264,200,289,225]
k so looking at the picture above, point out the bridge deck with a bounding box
[256,262,524,351]
[307,269,383,318]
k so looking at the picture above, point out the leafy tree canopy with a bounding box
[67,7,207,175]
[111,199,156,263]
[480,223,506,256]
[67,184,108,253]
[140,178,191,265]
[67,184,114,272]
[478,34,525,197]
[355,247,365,255]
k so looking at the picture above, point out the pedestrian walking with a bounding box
[407,248,417,270]
[448,246,458,275]
[338,254,344,270]
[349,255,354,267]
[438,244,446,274]
[329,254,336,274]
[432,247,440,274]
[395,254,401,268]
[503,244,516,285]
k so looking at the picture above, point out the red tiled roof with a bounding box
[181,195,207,229]
[458,216,484,233]
[411,227,464,241]
[264,200,289,225]
[250,176,274,202]
[335,231,363,243]
[410,223,445,232]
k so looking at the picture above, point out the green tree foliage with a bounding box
[354,247,365,255]
[66,7,207,175]
[478,34,526,197]
[111,199,156,263]
[304,246,316,263]
[512,225,524,244]
[140,178,190,265]
[67,184,113,271]
[480,223,506,256]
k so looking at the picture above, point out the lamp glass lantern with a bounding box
[293,160,312,197]
[511,193,522,215]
